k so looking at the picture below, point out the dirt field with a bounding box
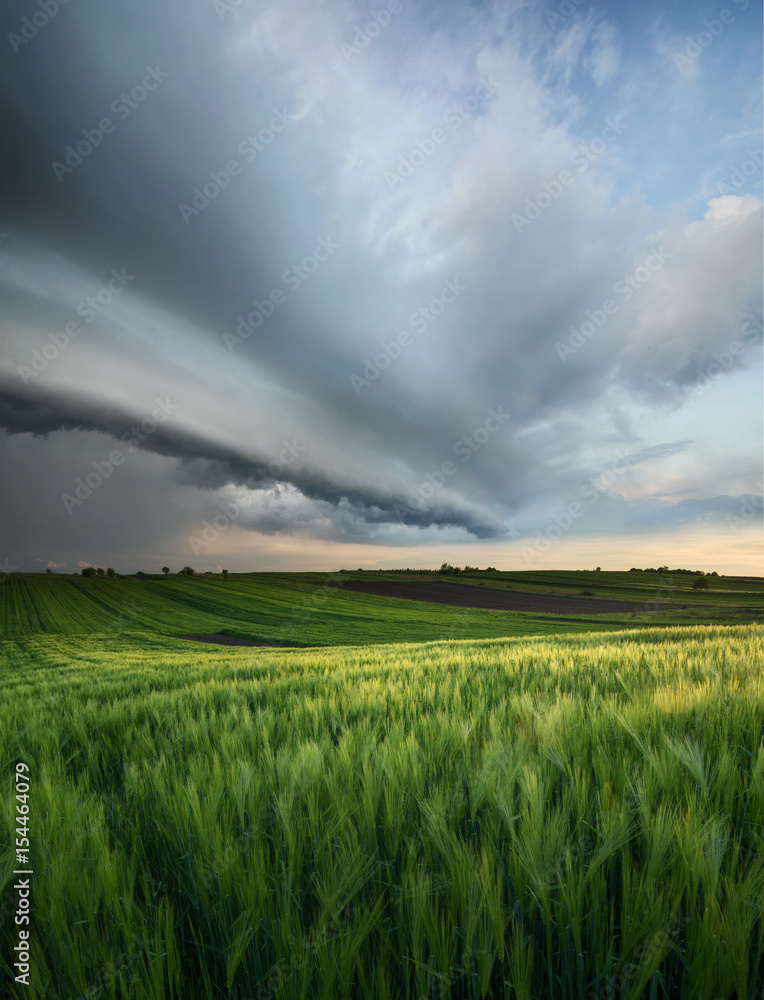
[341,578,647,614]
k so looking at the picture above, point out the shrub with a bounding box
[81,567,96,577]
[693,577,709,590]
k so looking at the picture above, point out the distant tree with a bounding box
[162,566,170,575]
[82,567,96,577]
[106,567,115,577]
[180,566,195,576]
[46,567,53,574]
[595,567,601,572]
[693,577,709,590]
[96,567,106,577]
[711,571,719,577]
[221,569,228,577]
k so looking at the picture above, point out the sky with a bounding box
[0,0,761,575]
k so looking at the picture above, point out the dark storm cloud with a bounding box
[0,0,760,568]
[0,0,288,334]
[0,383,503,536]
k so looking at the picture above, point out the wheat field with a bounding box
[1,625,763,999]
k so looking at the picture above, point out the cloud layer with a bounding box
[0,0,761,570]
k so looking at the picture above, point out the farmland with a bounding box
[1,573,763,998]
[1,569,762,646]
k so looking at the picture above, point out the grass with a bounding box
[436,568,764,604]
[1,570,762,648]
[1,622,764,998]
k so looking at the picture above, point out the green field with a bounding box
[1,574,764,999]
[1,569,762,647]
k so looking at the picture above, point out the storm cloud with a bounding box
[0,0,761,571]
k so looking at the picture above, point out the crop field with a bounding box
[1,576,764,999]
[1,570,762,646]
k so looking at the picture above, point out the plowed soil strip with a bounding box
[342,579,646,614]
